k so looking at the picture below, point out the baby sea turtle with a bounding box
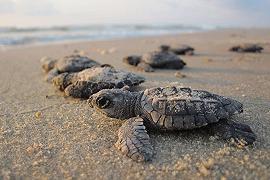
[89,86,256,162]
[40,54,100,82]
[52,66,145,98]
[229,44,263,53]
[123,51,186,72]
[160,44,195,55]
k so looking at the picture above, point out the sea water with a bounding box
[0,24,212,46]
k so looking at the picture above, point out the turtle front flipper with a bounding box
[207,119,256,146]
[65,81,115,99]
[115,117,153,162]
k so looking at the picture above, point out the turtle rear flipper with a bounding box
[115,117,153,162]
[207,119,256,146]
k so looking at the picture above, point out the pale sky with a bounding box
[0,0,270,27]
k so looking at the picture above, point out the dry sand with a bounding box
[0,29,270,179]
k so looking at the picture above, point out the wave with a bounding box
[0,24,214,46]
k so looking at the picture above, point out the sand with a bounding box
[1,28,270,179]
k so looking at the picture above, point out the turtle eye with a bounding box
[96,96,111,109]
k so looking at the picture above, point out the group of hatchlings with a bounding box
[41,43,262,162]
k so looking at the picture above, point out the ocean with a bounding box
[0,24,212,46]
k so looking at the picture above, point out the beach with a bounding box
[1,28,270,179]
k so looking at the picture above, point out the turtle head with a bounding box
[159,45,170,52]
[88,88,137,119]
[123,55,141,66]
[40,56,57,72]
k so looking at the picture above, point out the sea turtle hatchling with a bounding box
[229,44,263,53]
[123,51,186,72]
[40,54,101,82]
[89,86,256,162]
[160,44,195,55]
[52,66,145,99]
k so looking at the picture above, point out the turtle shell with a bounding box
[74,66,145,87]
[140,86,243,130]
[56,54,100,73]
[170,45,194,55]
[239,44,263,52]
[230,44,263,52]
[159,44,194,55]
[141,51,182,67]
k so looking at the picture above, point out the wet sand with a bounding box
[0,29,270,179]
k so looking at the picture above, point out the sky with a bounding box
[0,0,270,27]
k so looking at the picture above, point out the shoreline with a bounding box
[0,28,270,179]
[1,31,200,50]
[2,27,269,50]
[0,24,207,47]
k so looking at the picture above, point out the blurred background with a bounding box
[0,0,269,46]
